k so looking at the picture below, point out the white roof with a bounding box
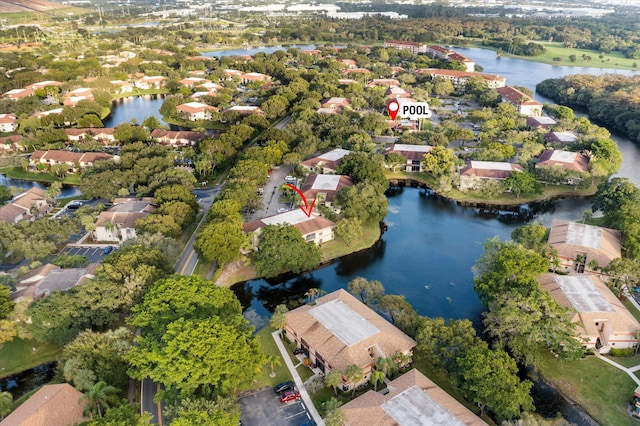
[181,101,209,108]
[393,144,432,152]
[553,275,614,313]
[381,385,466,426]
[534,116,557,124]
[261,209,318,226]
[311,174,341,191]
[309,299,380,346]
[552,132,578,142]
[229,105,260,111]
[319,148,351,161]
[469,161,514,171]
[5,89,26,95]
[565,221,602,249]
[550,150,578,163]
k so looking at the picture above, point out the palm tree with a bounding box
[266,355,282,378]
[304,288,326,305]
[345,364,364,397]
[0,391,13,420]
[370,370,386,391]
[80,381,119,418]
[270,304,288,334]
[375,357,397,377]
[324,398,346,426]
[324,369,343,396]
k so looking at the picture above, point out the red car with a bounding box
[280,390,300,403]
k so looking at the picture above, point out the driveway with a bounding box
[246,165,295,221]
[239,388,314,426]
[61,246,109,263]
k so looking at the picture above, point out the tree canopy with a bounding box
[253,224,321,278]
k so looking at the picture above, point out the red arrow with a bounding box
[286,183,316,217]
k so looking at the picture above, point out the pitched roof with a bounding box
[496,86,542,107]
[416,68,506,83]
[150,129,207,143]
[545,131,578,144]
[383,144,433,161]
[526,116,557,128]
[301,174,354,202]
[459,161,523,179]
[176,102,217,113]
[30,150,113,165]
[341,369,487,426]
[284,289,416,373]
[35,264,98,297]
[243,210,334,236]
[0,383,85,426]
[300,148,351,171]
[548,220,621,268]
[535,149,590,172]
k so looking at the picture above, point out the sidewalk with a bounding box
[271,330,325,426]
[594,353,640,386]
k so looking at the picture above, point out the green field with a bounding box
[536,349,638,426]
[240,325,293,391]
[0,167,81,185]
[0,338,61,379]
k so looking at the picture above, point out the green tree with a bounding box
[195,220,246,266]
[127,275,264,398]
[135,213,182,238]
[53,253,90,268]
[0,391,13,420]
[385,152,407,172]
[344,364,364,397]
[270,304,288,332]
[334,217,362,246]
[604,258,640,296]
[266,355,282,377]
[261,95,289,119]
[254,224,321,278]
[510,223,548,251]
[370,370,385,391]
[592,178,640,216]
[336,182,388,224]
[416,317,482,373]
[503,172,539,198]
[347,277,385,307]
[0,286,12,320]
[157,201,196,229]
[0,186,10,206]
[455,345,534,423]
[165,396,240,426]
[324,398,345,426]
[324,369,343,396]
[336,152,387,189]
[421,146,457,177]
[85,404,152,425]
[81,381,120,418]
[378,294,420,336]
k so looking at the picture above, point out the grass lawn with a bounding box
[319,220,380,262]
[536,349,638,426]
[604,353,640,369]
[240,325,292,392]
[0,338,61,379]
[623,299,640,323]
[0,167,81,185]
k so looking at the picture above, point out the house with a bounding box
[384,40,427,54]
[283,289,416,390]
[3,88,34,100]
[0,134,23,154]
[243,210,335,249]
[134,76,166,89]
[459,161,523,191]
[386,86,411,99]
[178,77,207,87]
[300,174,354,208]
[110,80,134,94]
[319,97,351,113]
[366,79,401,88]
[448,52,475,72]
[0,383,86,426]
[31,108,63,119]
[535,149,590,173]
[150,129,207,147]
[416,69,506,90]
[11,263,98,302]
[539,273,640,354]
[426,45,453,59]
[496,86,543,116]
[300,148,351,174]
[30,150,114,172]
[340,59,358,69]
[338,78,359,85]
[341,68,372,76]
[176,102,218,121]
[526,116,557,130]
[25,80,63,91]
[94,200,156,243]
[0,113,17,132]
[340,369,488,426]
[548,220,621,273]
[224,105,264,115]
[0,187,51,224]
[545,131,579,146]
[382,144,433,172]
[62,88,94,107]
[390,66,405,76]
[223,69,244,79]
[241,72,271,84]
[65,128,116,145]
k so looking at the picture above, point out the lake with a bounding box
[102,95,167,128]
[0,174,80,198]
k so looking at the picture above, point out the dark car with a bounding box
[279,390,300,403]
[299,420,316,426]
[274,381,295,394]
[103,245,114,255]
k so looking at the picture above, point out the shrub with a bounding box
[609,347,635,357]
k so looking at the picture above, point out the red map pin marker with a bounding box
[387,100,399,120]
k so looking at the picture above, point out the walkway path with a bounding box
[271,330,325,426]
[594,353,640,387]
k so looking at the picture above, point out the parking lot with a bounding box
[238,388,314,426]
[61,246,111,264]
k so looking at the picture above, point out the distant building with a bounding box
[0,134,23,154]
[384,40,427,54]
[240,72,272,84]
[548,220,621,273]
[11,263,99,302]
[300,148,351,174]
[340,59,358,69]
[0,187,51,224]
[318,97,351,114]
[496,86,543,116]
[459,160,523,191]
[65,128,116,145]
[62,87,94,107]
[341,368,488,426]
[25,81,63,91]
[178,77,207,87]
[176,102,218,121]
[0,113,17,133]
[382,144,433,172]
[224,105,264,115]
[366,78,401,88]
[426,45,453,59]
[284,289,416,389]
[243,210,335,249]
[545,131,579,146]
[31,108,63,119]
[539,273,640,354]
[3,88,34,100]
[0,383,86,426]
[110,80,134,94]
[526,116,557,130]
[416,69,506,90]
[30,150,114,172]
[94,200,156,243]
[447,52,475,72]
[535,149,590,173]
[150,129,207,147]
[134,76,166,89]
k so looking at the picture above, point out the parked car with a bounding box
[103,245,114,255]
[284,175,296,182]
[274,381,295,394]
[277,208,288,214]
[280,390,301,403]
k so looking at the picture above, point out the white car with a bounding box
[277,208,288,214]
